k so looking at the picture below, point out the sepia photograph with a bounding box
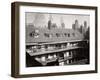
[26,12,90,67]
[11,2,97,78]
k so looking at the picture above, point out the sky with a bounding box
[25,12,90,29]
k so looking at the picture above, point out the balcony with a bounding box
[27,46,84,56]
[26,40,88,56]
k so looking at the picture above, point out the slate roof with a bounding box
[26,25,84,44]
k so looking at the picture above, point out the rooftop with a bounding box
[26,26,84,43]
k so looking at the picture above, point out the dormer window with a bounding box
[56,33,60,37]
[68,33,70,37]
[44,33,49,37]
[64,33,67,37]
[30,29,39,38]
[44,33,53,38]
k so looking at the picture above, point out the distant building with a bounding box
[48,20,52,29]
[84,21,87,29]
[78,21,88,35]
[84,21,87,33]
[48,14,53,29]
[79,25,83,33]
[72,20,89,37]
[72,24,75,30]
[75,20,79,30]
[61,23,65,28]
[79,24,86,35]
[60,17,65,28]
[72,20,79,31]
